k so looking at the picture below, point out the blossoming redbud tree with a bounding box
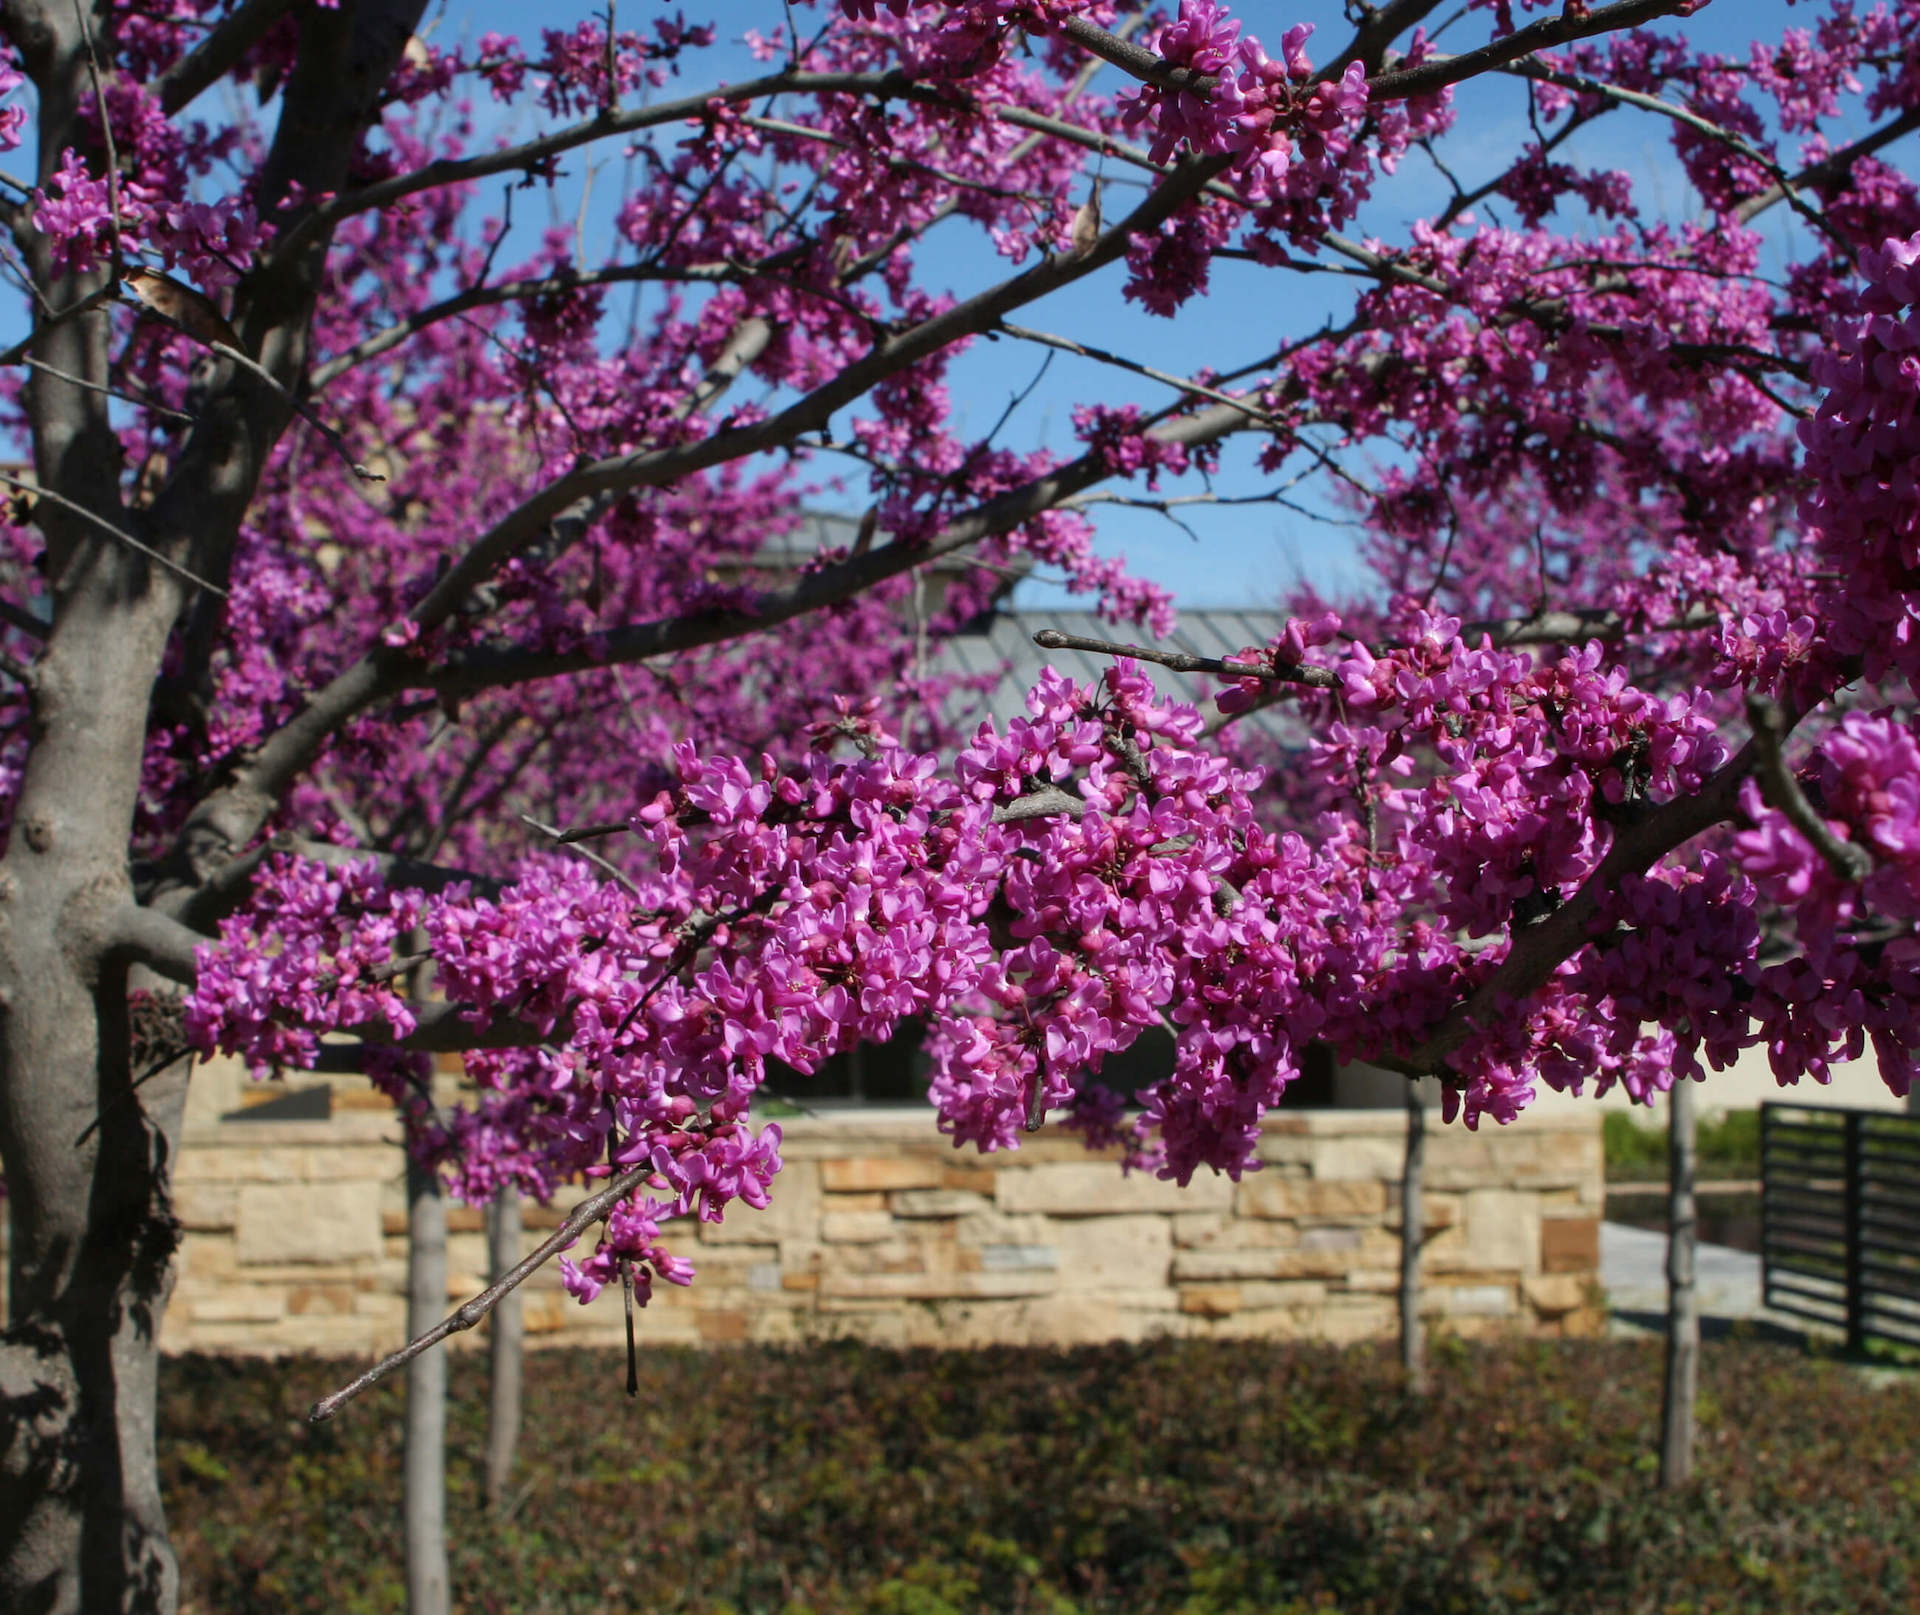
[5,0,1920,1606]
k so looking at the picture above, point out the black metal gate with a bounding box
[1760,1103,1920,1351]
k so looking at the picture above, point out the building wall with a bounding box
[128,1105,1606,1355]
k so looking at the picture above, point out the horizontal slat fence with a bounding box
[1761,1104,1920,1351]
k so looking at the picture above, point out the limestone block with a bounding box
[173,1183,238,1232]
[1253,1131,1313,1166]
[820,1269,1056,1301]
[1416,1223,1471,1272]
[1238,1177,1386,1220]
[1012,1293,1174,1345]
[820,1238,920,1274]
[805,1306,912,1346]
[997,1162,1232,1215]
[236,1181,381,1266]
[1179,1286,1241,1318]
[188,1287,287,1324]
[167,1146,252,1186]
[1173,1231,1362,1282]
[1540,1216,1600,1274]
[446,1231,487,1274]
[1523,1272,1590,1318]
[1432,1282,1516,1316]
[703,1160,821,1243]
[1424,1131,1500,1189]
[978,1244,1058,1271]
[823,1191,887,1212]
[821,1211,897,1244]
[1384,1193,1460,1231]
[890,1189,992,1218]
[820,1157,946,1192]
[953,1210,1051,1248]
[1493,1129,1602,1186]
[1308,1296,1397,1343]
[523,1292,569,1335]
[1464,1189,1541,1275]
[698,1310,750,1343]
[748,1311,802,1345]
[287,1284,359,1316]
[1307,1136,1407,1182]
[1558,1305,1608,1339]
[674,1244,779,1282]
[942,1166,999,1195]
[302,1145,405,1183]
[1237,1280,1330,1311]
[1047,1215,1173,1289]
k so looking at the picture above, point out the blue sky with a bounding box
[12,2,1892,610]
[426,0,1882,610]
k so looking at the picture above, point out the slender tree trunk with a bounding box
[1400,1085,1428,1396]
[1660,1077,1699,1490]
[485,1186,524,1514]
[404,1161,450,1615]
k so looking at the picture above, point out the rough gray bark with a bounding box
[0,4,434,1608]
[1399,1087,1428,1396]
[1660,1077,1699,1490]
[485,1187,525,1514]
[404,1160,450,1615]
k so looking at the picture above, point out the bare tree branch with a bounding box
[170,830,504,932]
[153,0,300,115]
[1746,693,1873,882]
[1736,105,1920,225]
[1031,627,1339,690]
[107,903,207,986]
[1366,0,1708,102]
[269,70,945,270]
[309,1163,654,1423]
[1390,737,1762,1077]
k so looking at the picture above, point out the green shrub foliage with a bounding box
[161,1338,1919,1614]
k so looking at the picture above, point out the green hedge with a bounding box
[1603,1110,1761,1182]
[162,1336,1919,1614]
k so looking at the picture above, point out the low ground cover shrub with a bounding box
[163,1336,1918,1615]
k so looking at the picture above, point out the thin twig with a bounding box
[309,1164,654,1422]
[521,812,644,897]
[21,355,195,422]
[0,471,226,596]
[72,0,125,277]
[1032,627,1338,690]
[1746,694,1871,882]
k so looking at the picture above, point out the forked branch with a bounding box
[310,1163,653,1422]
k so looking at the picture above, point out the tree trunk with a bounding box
[404,1161,450,1615]
[484,1186,524,1515]
[0,1003,191,1615]
[1399,1085,1428,1396]
[1660,1077,1699,1490]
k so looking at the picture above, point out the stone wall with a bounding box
[118,1104,1604,1355]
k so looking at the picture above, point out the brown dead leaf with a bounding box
[1069,188,1103,257]
[122,268,245,355]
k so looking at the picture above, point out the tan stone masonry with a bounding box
[1,1106,1604,1353]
